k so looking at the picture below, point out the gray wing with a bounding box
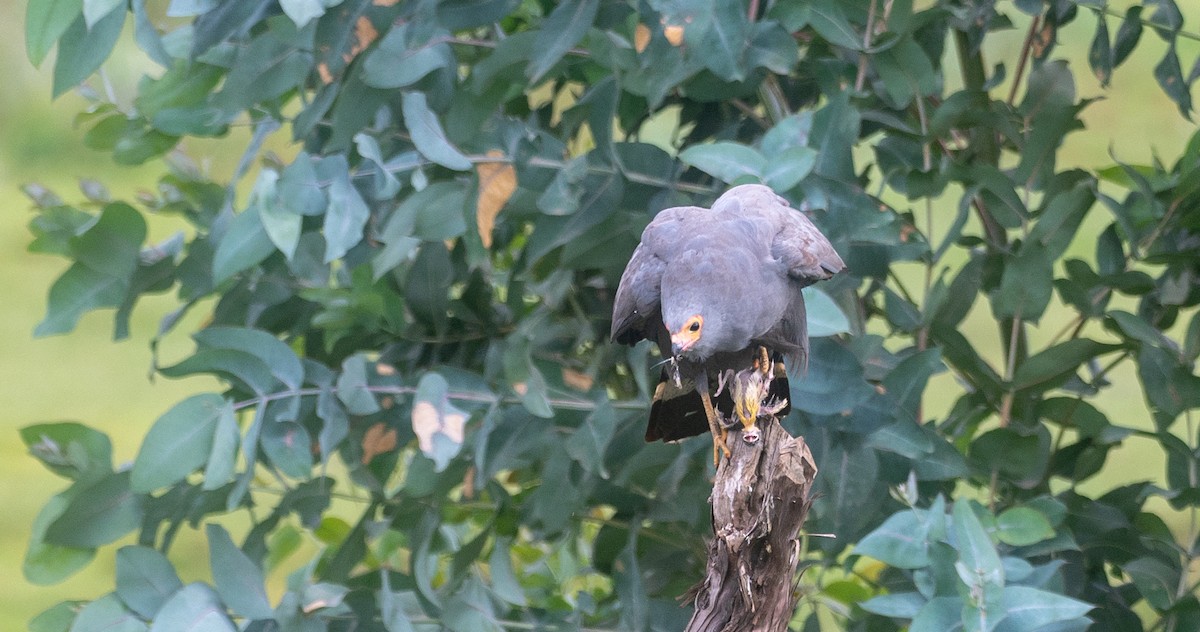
[713,185,841,371]
[610,206,706,344]
[712,184,845,285]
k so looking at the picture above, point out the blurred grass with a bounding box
[1,0,1197,626]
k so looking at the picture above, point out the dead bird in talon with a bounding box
[610,184,845,465]
[724,347,790,445]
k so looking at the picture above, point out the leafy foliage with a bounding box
[19,0,1200,630]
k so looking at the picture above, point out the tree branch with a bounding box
[685,419,817,631]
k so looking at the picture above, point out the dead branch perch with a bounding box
[685,419,817,632]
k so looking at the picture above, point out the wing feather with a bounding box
[712,184,845,285]
[610,206,707,344]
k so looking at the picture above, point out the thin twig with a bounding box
[854,0,880,92]
[1008,14,1041,106]
[232,384,648,414]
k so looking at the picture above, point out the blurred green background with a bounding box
[2,0,1196,626]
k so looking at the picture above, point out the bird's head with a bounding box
[669,314,704,357]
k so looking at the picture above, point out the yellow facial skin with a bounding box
[670,315,703,354]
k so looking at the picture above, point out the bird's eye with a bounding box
[689,320,700,332]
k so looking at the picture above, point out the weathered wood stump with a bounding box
[685,419,818,632]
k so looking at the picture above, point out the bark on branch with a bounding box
[685,419,818,632]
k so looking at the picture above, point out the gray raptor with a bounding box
[611,184,845,462]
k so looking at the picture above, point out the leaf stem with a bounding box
[1007,13,1041,106]
[854,0,879,93]
[232,384,648,414]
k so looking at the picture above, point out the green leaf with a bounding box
[207,524,273,619]
[1014,61,1080,187]
[317,387,349,465]
[790,338,873,414]
[202,402,239,491]
[694,1,749,81]
[251,168,301,261]
[337,354,381,415]
[951,500,1003,594]
[362,24,450,89]
[83,0,123,28]
[437,0,519,30]
[262,421,313,479]
[280,152,328,216]
[679,141,765,184]
[159,348,277,395]
[323,168,372,263]
[24,493,96,585]
[52,8,125,97]
[992,243,1053,322]
[26,0,82,66]
[874,38,938,107]
[131,394,230,493]
[994,507,1055,546]
[148,583,236,632]
[115,546,184,619]
[1088,15,1112,87]
[354,132,402,199]
[35,265,125,337]
[20,422,113,480]
[30,601,82,632]
[1113,6,1143,67]
[526,0,598,83]
[212,205,275,284]
[36,203,147,337]
[279,0,333,28]
[861,592,926,618]
[194,327,305,390]
[372,181,467,278]
[442,577,501,632]
[994,586,1094,631]
[747,21,798,74]
[856,509,931,569]
[910,596,963,632]
[1154,44,1191,117]
[68,594,147,632]
[763,146,818,191]
[45,471,142,548]
[1122,556,1178,610]
[502,341,554,419]
[1011,339,1119,392]
[379,583,419,632]
[406,242,454,331]
[564,396,614,478]
[807,0,862,50]
[401,91,472,171]
[487,537,526,606]
[412,372,467,472]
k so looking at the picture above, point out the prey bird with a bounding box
[610,184,844,463]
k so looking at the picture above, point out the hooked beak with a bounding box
[670,334,695,357]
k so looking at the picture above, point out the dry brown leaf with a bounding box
[562,368,594,391]
[663,24,685,47]
[462,465,476,499]
[316,62,334,85]
[373,0,399,5]
[361,423,397,464]
[475,150,516,248]
[634,23,651,53]
[343,16,379,63]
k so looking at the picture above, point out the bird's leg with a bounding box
[697,371,730,466]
